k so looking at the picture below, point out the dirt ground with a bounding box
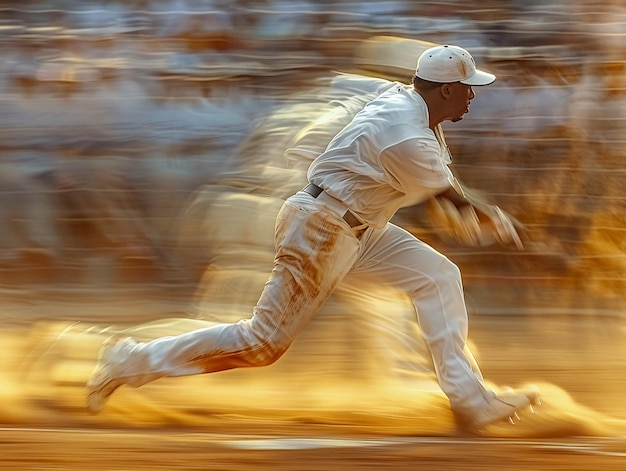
[1,427,625,470]
[1,288,625,470]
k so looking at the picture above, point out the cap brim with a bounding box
[460,69,496,86]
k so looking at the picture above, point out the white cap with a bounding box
[415,45,496,86]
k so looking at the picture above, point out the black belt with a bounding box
[302,183,364,229]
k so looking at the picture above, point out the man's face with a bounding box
[447,82,475,122]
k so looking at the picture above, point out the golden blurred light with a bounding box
[0,0,624,440]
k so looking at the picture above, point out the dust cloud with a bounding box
[3,285,623,439]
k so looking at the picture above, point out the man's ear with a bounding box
[440,83,452,98]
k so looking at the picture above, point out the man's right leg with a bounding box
[350,223,539,429]
[87,196,360,413]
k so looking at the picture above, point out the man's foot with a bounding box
[86,336,137,414]
[457,386,541,430]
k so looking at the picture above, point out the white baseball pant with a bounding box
[120,190,492,414]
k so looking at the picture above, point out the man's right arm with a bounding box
[433,185,526,249]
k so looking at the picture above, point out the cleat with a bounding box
[86,336,137,414]
[524,385,541,413]
[455,385,541,430]
[514,412,521,421]
[524,386,541,406]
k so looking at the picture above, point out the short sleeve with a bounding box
[379,136,452,193]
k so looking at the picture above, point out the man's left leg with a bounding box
[86,197,360,412]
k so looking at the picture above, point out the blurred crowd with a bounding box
[0,0,624,305]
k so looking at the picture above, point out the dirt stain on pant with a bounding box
[180,201,360,374]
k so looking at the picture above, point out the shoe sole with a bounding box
[471,399,530,429]
[86,366,122,414]
[86,338,122,414]
[471,388,542,429]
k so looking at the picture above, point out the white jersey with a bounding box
[307,82,453,229]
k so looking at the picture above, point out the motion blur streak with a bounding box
[4,309,626,438]
[0,0,625,449]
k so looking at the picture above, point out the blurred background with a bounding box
[0,0,625,439]
[0,0,624,313]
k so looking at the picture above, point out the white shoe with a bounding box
[458,386,541,430]
[86,336,138,414]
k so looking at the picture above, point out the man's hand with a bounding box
[429,197,525,249]
[479,204,525,249]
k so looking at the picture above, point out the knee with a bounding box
[411,257,462,299]
[247,340,291,367]
[429,257,462,287]
[439,258,462,282]
[237,321,292,367]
